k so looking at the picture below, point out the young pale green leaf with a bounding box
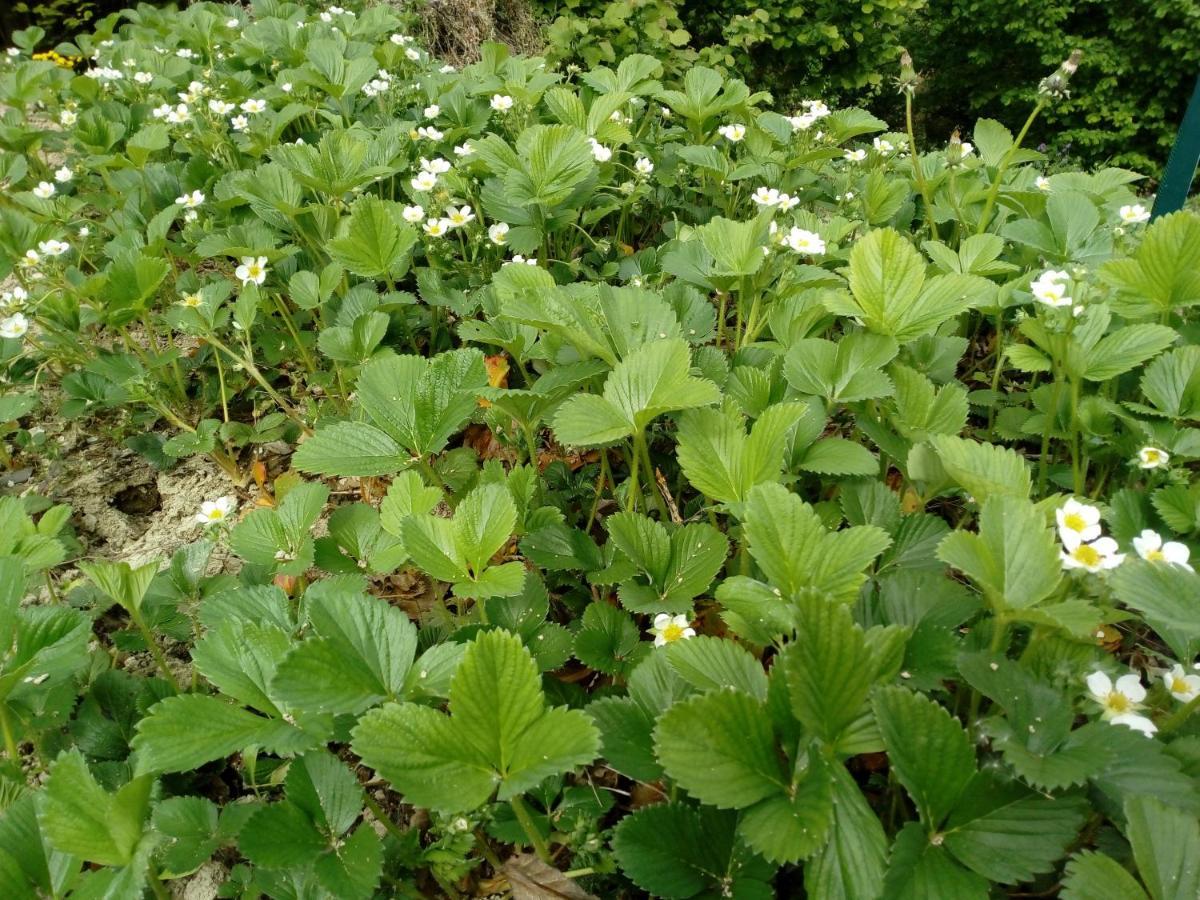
[508,124,595,208]
[552,339,720,447]
[292,422,409,477]
[39,750,152,867]
[654,689,785,809]
[453,482,518,579]
[1062,852,1150,900]
[697,215,770,279]
[78,559,157,616]
[612,804,775,900]
[743,483,891,603]
[783,332,897,404]
[937,495,1060,610]
[873,686,975,827]
[1100,211,1200,317]
[928,434,1031,502]
[1125,795,1200,900]
[351,630,598,813]
[1108,561,1200,662]
[327,196,418,279]
[676,400,806,508]
[1081,325,1176,382]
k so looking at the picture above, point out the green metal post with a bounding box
[1153,74,1200,220]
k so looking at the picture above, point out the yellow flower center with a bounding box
[1105,693,1130,714]
[1144,450,1160,462]
[1171,677,1189,693]
[1145,549,1164,562]
[661,623,685,643]
[207,509,224,520]
[1063,513,1086,532]
[1072,544,1101,567]
[248,265,261,277]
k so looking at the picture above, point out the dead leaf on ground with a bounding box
[502,853,597,900]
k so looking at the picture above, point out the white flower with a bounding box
[134,71,154,84]
[32,181,56,199]
[416,126,443,141]
[226,17,239,27]
[423,103,440,118]
[1086,671,1155,736]
[78,226,89,237]
[1036,175,1052,191]
[179,292,203,308]
[230,114,249,131]
[390,33,412,45]
[22,249,39,266]
[209,99,234,115]
[800,99,830,119]
[54,166,73,183]
[405,48,421,62]
[1062,536,1124,573]
[1132,529,1192,571]
[1137,446,1169,470]
[240,98,267,114]
[785,228,826,255]
[421,157,451,174]
[411,170,437,192]
[957,141,974,157]
[454,143,474,157]
[590,139,612,162]
[844,148,867,163]
[1119,204,1150,225]
[234,255,268,286]
[195,496,237,525]
[1030,269,1072,308]
[176,189,205,208]
[717,124,746,142]
[649,613,695,647]
[38,239,69,256]
[60,110,77,126]
[445,205,475,228]
[787,113,817,131]
[402,204,425,223]
[176,48,195,59]
[873,137,895,155]
[440,64,456,74]
[634,156,654,176]
[490,94,513,112]
[777,193,799,211]
[1055,498,1102,547]
[151,103,172,119]
[488,222,509,245]
[319,11,332,22]
[509,254,537,266]
[752,187,781,207]
[281,82,292,93]
[5,48,18,58]
[1163,664,1200,703]
[423,218,450,237]
[184,210,198,223]
[166,104,190,124]
[0,313,29,339]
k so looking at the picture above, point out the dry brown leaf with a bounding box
[502,853,597,900]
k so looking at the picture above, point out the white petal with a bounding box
[652,613,671,629]
[1115,673,1146,702]
[1086,671,1112,699]
[1111,713,1156,737]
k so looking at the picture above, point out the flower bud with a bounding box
[897,48,921,96]
[1038,50,1083,101]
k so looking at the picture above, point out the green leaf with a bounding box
[654,690,784,808]
[942,777,1086,884]
[509,124,595,208]
[1139,346,1200,419]
[737,753,835,864]
[573,603,648,677]
[132,695,312,775]
[937,495,1060,610]
[351,631,598,812]
[806,764,888,900]
[1063,852,1150,900]
[743,483,891,603]
[328,196,418,279]
[613,804,775,899]
[797,438,879,476]
[928,434,1031,501]
[1109,561,1200,662]
[1125,795,1200,900]
[779,597,874,744]
[272,590,418,715]
[552,339,720,447]
[78,559,157,616]
[665,635,768,700]
[1101,211,1200,317]
[784,332,897,404]
[697,215,770,279]
[292,422,409,477]
[238,802,325,868]
[873,686,975,827]
[1082,325,1176,381]
[881,821,988,900]
[39,750,151,867]
[152,797,220,878]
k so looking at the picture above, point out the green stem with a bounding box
[147,865,171,900]
[1070,376,1084,495]
[1038,371,1066,496]
[131,610,180,692]
[635,430,668,519]
[417,456,448,495]
[204,335,312,435]
[363,791,407,841]
[1160,694,1200,734]
[905,91,939,241]
[0,703,19,763]
[985,309,1006,441]
[510,794,552,864]
[975,101,1046,235]
[968,612,1008,724]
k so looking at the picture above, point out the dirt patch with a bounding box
[171,860,227,900]
[413,0,543,66]
[34,426,237,568]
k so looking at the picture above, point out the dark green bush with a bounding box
[893,0,1200,174]
[0,0,133,47]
